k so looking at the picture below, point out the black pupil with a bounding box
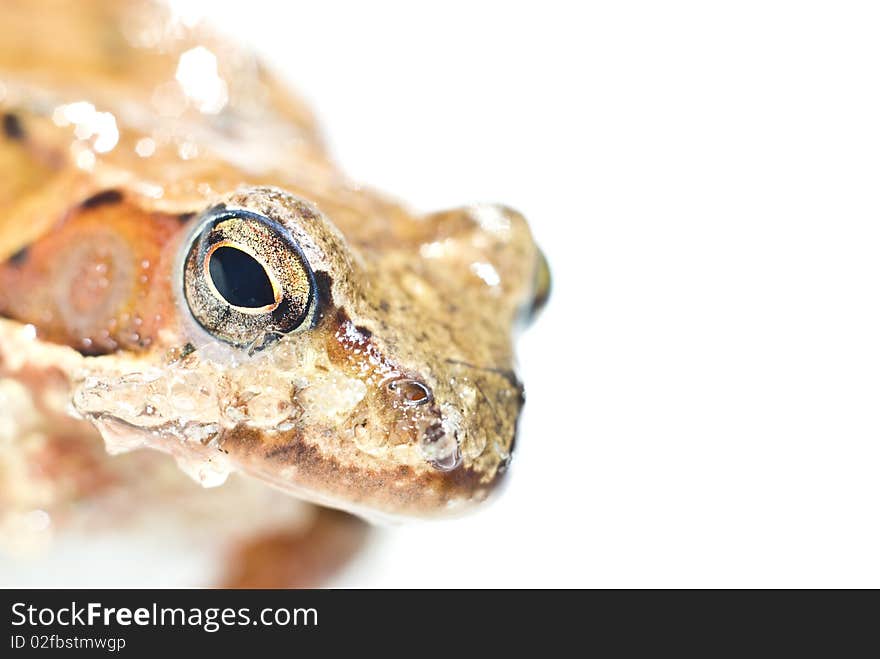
[208,246,276,309]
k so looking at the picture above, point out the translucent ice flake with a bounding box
[243,372,295,428]
[181,422,220,445]
[351,418,387,457]
[245,392,295,429]
[419,408,463,472]
[167,370,217,423]
[221,398,250,426]
[296,373,366,422]
[216,366,297,431]
[172,449,230,488]
[73,369,173,429]
[420,430,462,472]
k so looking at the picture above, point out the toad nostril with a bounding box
[388,378,433,406]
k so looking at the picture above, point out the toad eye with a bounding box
[182,208,315,349]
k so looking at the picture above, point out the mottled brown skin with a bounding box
[0,0,547,581]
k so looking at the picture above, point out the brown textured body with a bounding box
[0,0,546,583]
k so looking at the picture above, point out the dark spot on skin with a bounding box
[288,435,324,465]
[177,212,196,224]
[424,421,445,444]
[81,189,123,209]
[331,306,384,354]
[312,270,335,325]
[314,271,334,303]
[2,113,24,140]
[293,201,319,221]
[180,342,196,359]
[379,300,390,312]
[265,441,297,460]
[8,246,29,267]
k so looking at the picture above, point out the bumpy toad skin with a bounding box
[0,0,549,524]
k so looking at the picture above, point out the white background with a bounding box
[129,2,880,586]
